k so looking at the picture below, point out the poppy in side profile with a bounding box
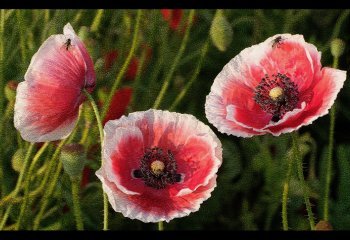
[14,23,96,142]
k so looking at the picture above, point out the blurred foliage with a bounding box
[0,9,349,230]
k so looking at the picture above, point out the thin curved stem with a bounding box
[158,221,164,231]
[91,9,104,33]
[169,38,209,111]
[153,10,195,109]
[332,10,350,39]
[0,143,34,230]
[0,9,4,115]
[101,10,142,119]
[291,132,315,230]
[71,178,84,230]
[323,57,339,221]
[16,142,50,230]
[33,161,62,230]
[16,10,27,66]
[83,89,109,230]
[83,90,103,147]
[32,124,79,230]
[282,150,295,230]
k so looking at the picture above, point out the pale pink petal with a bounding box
[14,81,81,142]
[205,92,265,137]
[63,23,95,91]
[103,124,145,195]
[14,23,95,142]
[97,167,217,223]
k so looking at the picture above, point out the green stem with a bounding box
[323,57,339,221]
[0,143,34,230]
[332,10,350,39]
[169,38,209,111]
[291,132,315,230]
[83,90,104,146]
[16,10,27,66]
[131,47,148,108]
[282,149,295,230]
[32,125,78,230]
[0,9,4,115]
[91,9,104,33]
[71,178,84,230]
[153,10,195,109]
[83,89,109,230]
[158,221,164,231]
[32,161,62,230]
[101,10,142,119]
[16,142,50,230]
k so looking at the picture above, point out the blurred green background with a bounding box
[0,9,350,230]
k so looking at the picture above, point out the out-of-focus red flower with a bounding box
[104,50,119,72]
[125,57,139,81]
[102,87,133,126]
[161,9,183,30]
[103,50,143,81]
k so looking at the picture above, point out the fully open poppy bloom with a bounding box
[96,109,222,222]
[14,23,95,142]
[205,34,347,137]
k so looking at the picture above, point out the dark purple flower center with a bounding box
[254,73,299,122]
[132,147,183,189]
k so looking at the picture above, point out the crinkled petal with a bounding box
[265,68,346,136]
[97,167,217,223]
[98,109,222,222]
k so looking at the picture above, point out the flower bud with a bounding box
[94,57,104,74]
[315,220,333,231]
[330,38,346,58]
[210,10,233,52]
[60,143,86,180]
[12,148,26,172]
[4,80,18,103]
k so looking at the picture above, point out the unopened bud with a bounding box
[5,80,18,102]
[210,10,233,52]
[315,220,333,231]
[60,143,86,180]
[94,58,104,73]
[330,38,346,58]
[12,148,26,172]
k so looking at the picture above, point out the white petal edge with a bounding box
[97,166,218,223]
[13,81,78,142]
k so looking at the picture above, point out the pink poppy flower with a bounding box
[205,34,347,137]
[96,109,222,223]
[14,23,96,142]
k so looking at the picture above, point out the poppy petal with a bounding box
[14,23,95,142]
[97,109,222,222]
